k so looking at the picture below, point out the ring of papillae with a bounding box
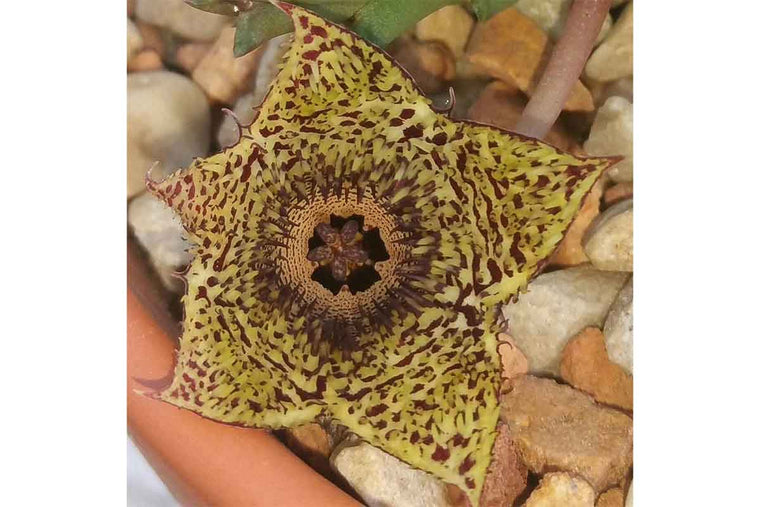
[277,189,412,333]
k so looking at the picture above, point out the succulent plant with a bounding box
[145,3,618,505]
[187,0,520,56]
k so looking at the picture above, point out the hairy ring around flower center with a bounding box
[253,184,442,354]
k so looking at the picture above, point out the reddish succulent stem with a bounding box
[515,0,612,140]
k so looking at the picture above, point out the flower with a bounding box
[145,3,618,504]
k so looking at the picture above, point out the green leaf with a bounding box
[350,0,461,48]
[469,0,518,20]
[234,3,293,57]
[296,0,369,21]
[184,0,238,16]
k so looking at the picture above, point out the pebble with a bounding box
[603,278,633,373]
[466,8,594,112]
[560,327,633,411]
[466,80,578,151]
[498,333,530,380]
[175,42,211,73]
[192,26,262,104]
[589,77,633,107]
[390,37,456,94]
[127,49,163,73]
[280,423,334,481]
[585,2,633,82]
[551,180,603,266]
[127,19,143,63]
[332,442,453,507]
[501,375,633,491]
[502,266,629,375]
[415,5,474,59]
[524,472,595,506]
[597,487,625,507]
[515,0,612,45]
[603,182,633,207]
[135,0,229,42]
[480,424,528,506]
[583,199,633,272]
[127,71,211,198]
[584,96,633,183]
[135,21,167,60]
[249,35,290,104]
[128,192,193,292]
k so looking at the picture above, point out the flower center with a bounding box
[307,214,389,295]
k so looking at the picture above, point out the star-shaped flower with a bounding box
[145,3,618,504]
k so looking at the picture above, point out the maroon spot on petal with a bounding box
[303,50,320,61]
[260,125,283,137]
[170,181,182,199]
[403,125,423,138]
[458,455,475,474]
[238,329,251,348]
[431,132,448,145]
[240,164,251,182]
[343,387,372,401]
[487,258,503,283]
[431,445,450,462]
[400,108,415,119]
[277,2,294,14]
[366,403,389,417]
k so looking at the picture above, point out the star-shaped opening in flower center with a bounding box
[307,214,390,295]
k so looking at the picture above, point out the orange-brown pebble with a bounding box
[597,487,625,507]
[128,49,163,73]
[551,179,603,266]
[498,333,529,380]
[603,182,633,207]
[135,20,166,58]
[560,327,633,411]
[175,42,212,73]
[192,26,262,104]
[467,8,594,112]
